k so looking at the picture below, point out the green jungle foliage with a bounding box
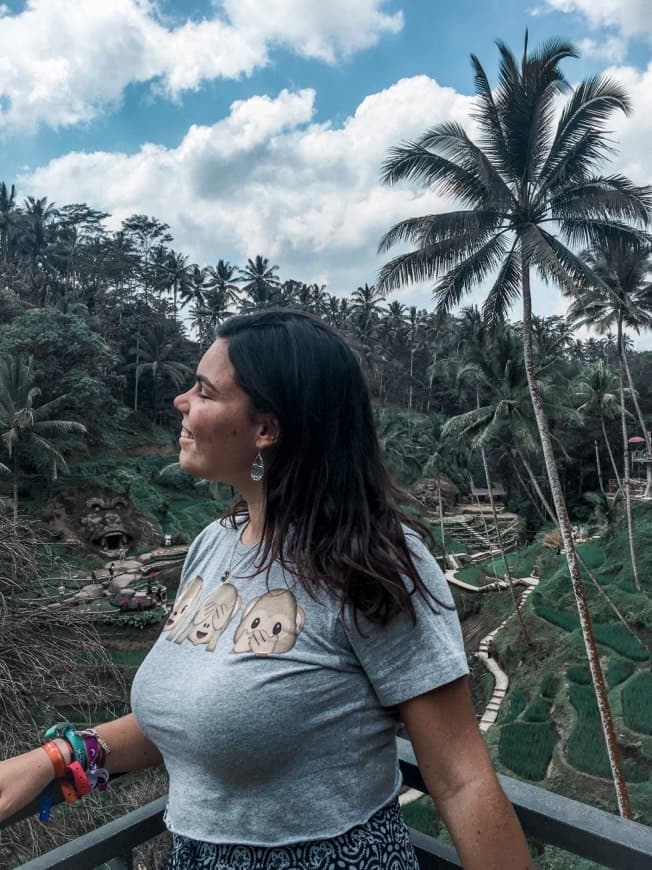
[623,673,652,736]
[501,688,528,724]
[567,664,592,685]
[540,674,559,701]
[499,721,556,781]
[566,684,648,781]
[523,699,551,723]
[454,565,483,585]
[535,605,649,662]
[607,658,635,687]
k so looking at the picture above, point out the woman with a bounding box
[0,310,531,868]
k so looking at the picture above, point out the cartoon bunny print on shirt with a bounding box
[174,583,242,652]
[232,589,305,655]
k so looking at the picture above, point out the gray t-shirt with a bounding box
[130,518,469,846]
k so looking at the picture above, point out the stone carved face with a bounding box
[42,489,163,556]
[79,495,134,551]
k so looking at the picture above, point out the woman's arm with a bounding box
[0,713,162,823]
[399,676,533,870]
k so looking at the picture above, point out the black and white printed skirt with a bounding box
[167,799,420,870]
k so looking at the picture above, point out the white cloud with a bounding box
[19,69,652,348]
[542,0,652,39]
[223,0,403,63]
[0,0,402,132]
[576,35,627,63]
[19,77,474,299]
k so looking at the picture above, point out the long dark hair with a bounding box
[216,309,447,625]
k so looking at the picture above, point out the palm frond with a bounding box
[377,234,488,294]
[380,144,487,207]
[417,123,515,207]
[470,54,510,173]
[378,210,504,254]
[482,239,521,326]
[559,216,651,252]
[32,420,87,437]
[434,234,509,314]
[538,75,631,191]
[550,175,652,224]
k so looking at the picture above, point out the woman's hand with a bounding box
[0,745,63,823]
[0,715,162,825]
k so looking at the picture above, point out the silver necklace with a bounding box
[220,521,254,583]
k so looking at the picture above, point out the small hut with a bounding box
[469,482,506,504]
[412,474,460,513]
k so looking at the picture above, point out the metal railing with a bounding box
[6,738,652,869]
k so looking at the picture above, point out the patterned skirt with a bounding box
[167,799,419,870]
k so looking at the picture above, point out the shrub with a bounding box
[567,664,592,685]
[576,542,606,570]
[533,604,578,632]
[534,605,649,662]
[607,658,635,687]
[455,565,483,585]
[523,699,550,722]
[623,673,652,735]
[502,688,527,723]
[540,674,558,700]
[499,722,556,780]
[566,684,611,777]
[593,623,650,662]
[566,684,648,781]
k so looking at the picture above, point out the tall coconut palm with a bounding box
[575,361,623,494]
[156,250,196,316]
[0,355,86,521]
[239,255,281,309]
[205,259,241,305]
[126,325,193,420]
[378,34,652,818]
[0,182,18,263]
[569,240,652,501]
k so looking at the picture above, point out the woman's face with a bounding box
[173,339,263,485]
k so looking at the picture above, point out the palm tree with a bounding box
[569,241,652,592]
[378,34,652,818]
[156,250,196,316]
[0,355,86,521]
[569,240,652,500]
[442,328,542,641]
[0,182,18,263]
[239,255,281,309]
[126,325,193,420]
[575,361,623,495]
[205,260,241,306]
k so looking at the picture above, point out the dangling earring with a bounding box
[250,450,264,481]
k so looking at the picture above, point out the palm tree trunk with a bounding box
[510,453,547,521]
[12,474,18,524]
[594,440,606,496]
[515,446,556,521]
[617,320,641,593]
[134,334,141,413]
[601,416,622,492]
[480,446,530,642]
[620,341,652,499]
[521,255,632,819]
[437,479,446,560]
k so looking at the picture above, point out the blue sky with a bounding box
[3,0,652,344]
